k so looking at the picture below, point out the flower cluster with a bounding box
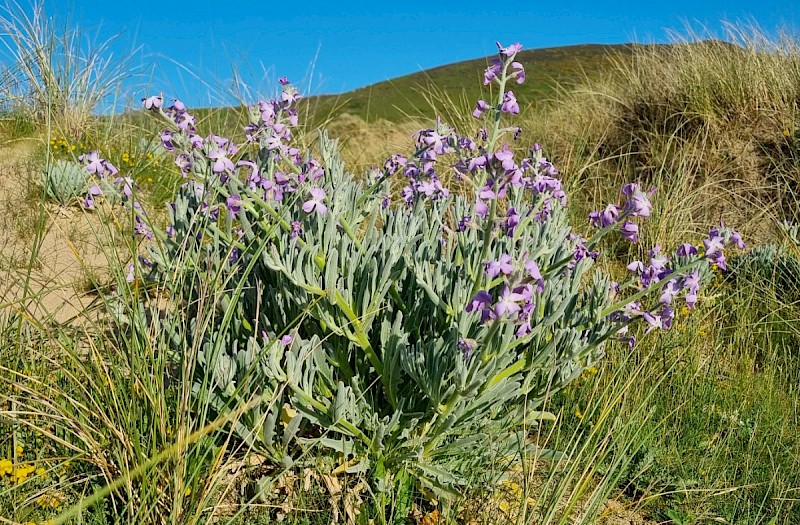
[140,80,330,237]
[466,254,545,337]
[466,142,566,223]
[475,41,525,118]
[614,225,743,339]
[76,151,138,210]
[588,183,656,243]
[0,446,45,485]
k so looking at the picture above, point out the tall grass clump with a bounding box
[0,0,135,136]
[521,25,800,246]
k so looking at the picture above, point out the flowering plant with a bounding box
[111,42,744,500]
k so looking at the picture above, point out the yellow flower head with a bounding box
[0,458,13,475]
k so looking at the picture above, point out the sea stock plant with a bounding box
[84,42,745,513]
[41,158,88,205]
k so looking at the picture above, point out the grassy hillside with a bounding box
[299,43,650,123]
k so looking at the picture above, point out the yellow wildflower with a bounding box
[0,458,12,475]
[14,463,36,483]
[15,444,23,456]
[184,487,192,496]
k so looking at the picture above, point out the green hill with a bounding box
[298,43,653,124]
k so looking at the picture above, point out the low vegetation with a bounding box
[0,3,798,524]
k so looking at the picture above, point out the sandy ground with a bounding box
[0,137,115,326]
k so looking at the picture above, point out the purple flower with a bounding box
[572,235,599,263]
[483,58,502,85]
[494,143,516,170]
[703,234,727,270]
[621,183,656,217]
[401,185,415,205]
[589,204,620,228]
[417,177,448,199]
[629,246,672,287]
[81,151,108,177]
[505,207,520,237]
[303,158,324,181]
[114,177,134,199]
[511,61,525,84]
[290,220,303,239]
[226,194,242,218]
[302,187,327,215]
[279,334,293,345]
[620,221,639,243]
[485,253,514,278]
[684,270,701,308]
[660,307,675,329]
[648,246,670,274]
[642,311,663,333]
[473,99,490,119]
[142,95,162,110]
[731,231,745,250]
[83,184,102,209]
[474,184,496,218]
[160,130,175,151]
[627,260,644,274]
[525,259,545,293]
[175,154,192,176]
[278,77,290,85]
[501,91,520,114]
[467,155,487,173]
[497,41,523,57]
[419,128,450,155]
[530,174,566,206]
[208,149,235,174]
[383,154,407,175]
[676,243,698,257]
[659,278,681,305]
[134,215,153,240]
[458,338,477,360]
[495,286,525,317]
[466,290,495,323]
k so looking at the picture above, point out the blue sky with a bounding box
[50,0,796,108]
